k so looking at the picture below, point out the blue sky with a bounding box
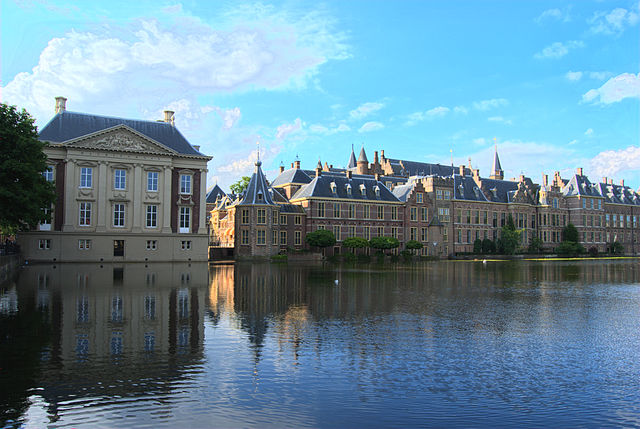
[1,0,639,190]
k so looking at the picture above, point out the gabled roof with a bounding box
[291,175,400,202]
[596,182,640,205]
[39,111,204,156]
[270,168,312,187]
[206,185,227,204]
[562,175,602,198]
[478,178,518,203]
[238,161,277,206]
[454,175,489,202]
[391,183,414,201]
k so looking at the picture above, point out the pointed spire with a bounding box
[490,138,504,180]
[316,159,323,169]
[239,158,275,205]
[358,145,368,163]
[347,144,357,169]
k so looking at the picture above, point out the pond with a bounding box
[1,260,640,427]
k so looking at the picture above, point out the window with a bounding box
[364,205,370,219]
[421,208,428,222]
[272,230,278,245]
[410,207,417,221]
[295,215,302,225]
[79,202,92,226]
[179,207,190,233]
[241,209,249,224]
[113,204,125,227]
[146,205,158,228]
[483,211,488,225]
[38,239,51,250]
[80,167,92,188]
[466,210,471,224]
[436,189,443,200]
[280,215,287,225]
[40,207,51,231]
[113,240,124,257]
[280,231,287,245]
[416,192,423,203]
[552,198,559,209]
[257,230,266,245]
[333,225,340,241]
[410,227,418,241]
[421,227,428,242]
[43,166,54,182]
[78,239,91,250]
[438,207,450,222]
[333,203,340,218]
[181,240,192,250]
[295,231,302,245]
[474,211,479,224]
[582,199,587,209]
[273,210,279,224]
[348,205,355,219]
[241,230,249,245]
[364,226,370,240]
[146,240,157,250]
[147,171,159,191]
[114,169,126,190]
[443,190,451,200]
[318,202,325,217]
[257,209,266,224]
[391,206,398,220]
[377,206,384,220]
[180,174,192,194]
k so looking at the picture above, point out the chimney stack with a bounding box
[374,151,379,164]
[609,179,613,185]
[164,110,175,126]
[459,165,465,176]
[294,159,301,169]
[576,167,583,176]
[543,174,548,187]
[279,165,285,173]
[602,177,607,184]
[346,170,352,179]
[380,150,385,160]
[620,179,625,187]
[55,96,67,114]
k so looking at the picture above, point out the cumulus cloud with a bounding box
[406,106,450,125]
[309,123,350,135]
[349,102,384,120]
[582,73,640,104]
[590,146,640,178]
[2,8,349,125]
[566,71,583,81]
[215,107,241,130]
[453,106,468,114]
[473,98,508,111]
[584,128,594,136]
[358,121,384,133]
[536,8,571,23]
[488,116,512,125]
[589,7,639,35]
[534,40,584,59]
[276,118,303,140]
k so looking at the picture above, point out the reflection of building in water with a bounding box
[12,263,208,404]
[207,264,235,324]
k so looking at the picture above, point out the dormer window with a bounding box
[491,188,497,198]
[345,183,352,196]
[473,187,480,198]
[360,184,366,196]
[374,185,380,198]
[257,191,263,201]
[330,182,337,194]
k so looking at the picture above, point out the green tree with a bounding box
[342,237,369,253]
[498,214,520,255]
[482,238,496,254]
[0,103,55,234]
[562,223,579,243]
[369,236,400,253]
[405,240,423,251]
[229,176,251,194]
[556,241,585,256]
[305,229,336,249]
[473,239,483,254]
[528,236,543,254]
[610,241,624,255]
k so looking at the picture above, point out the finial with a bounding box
[450,148,453,167]
[256,141,260,162]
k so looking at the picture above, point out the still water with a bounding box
[1,260,640,428]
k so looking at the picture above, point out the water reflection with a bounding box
[1,262,208,427]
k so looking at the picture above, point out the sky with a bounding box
[1,0,639,191]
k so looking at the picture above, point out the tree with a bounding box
[305,229,336,249]
[498,214,520,255]
[482,238,496,254]
[405,240,423,252]
[0,103,55,234]
[562,223,579,243]
[610,241,624,255]
[342,237,369,253]
[229,176,251,194]
[369,236,400,253]
[473,239,483,254]
[528,237,543,254]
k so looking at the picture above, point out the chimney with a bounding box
[380,150,385,159]
[609,179,613,185]
[519,174,525,182]
[620,179,625,187]
[374,151,379,164]
[164,110,175,125]
[374,173,381,181]
[543,174,548,187]
[315,166,321,177]
[459,165,465,176]
[294,159,301,169]
[576,167,583,176]
[602,177,607,184]
[291,162,294,169]
[279,165,285,173]
[193,145,200,152]
[473,168,480,178]
[346,170,352,179]
[55,96,67,114]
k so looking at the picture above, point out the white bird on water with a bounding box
[334,279,339,286]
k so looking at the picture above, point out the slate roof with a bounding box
[492,150,502,173]
[391,183,414,201]
[347,147,357,169]
[562,175,602,198]
[385,158,467,177]
[237,161,276,206]
[206,185,227,204]
[358,147,368,163]
[39,111,204,156]
[291,175,400,202]
[596,182,640,205]
[270,168,312,187]
[454,175,489,202]
[477,178,519,203]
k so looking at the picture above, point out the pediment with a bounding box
[64,126,176,155]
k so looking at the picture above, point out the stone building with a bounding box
[19,97,211,262]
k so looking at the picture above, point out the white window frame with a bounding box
[179,207,191,233]
[180,174,192,194]
[38,239,51,250]
[114,169,126,190]
[80,167,92,188]
[146,205,158,228]
[147,171,159,192]
[79,202,92,226]
[181,240,192,250]
[43,166,54,182]
[78,239,91,250]
[113,204,125,227]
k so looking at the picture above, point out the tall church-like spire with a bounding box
[490,138,504,180]
[347,144,357,169]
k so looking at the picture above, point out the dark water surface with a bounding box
[1,260,640,428]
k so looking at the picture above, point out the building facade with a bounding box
[19,97,212,262]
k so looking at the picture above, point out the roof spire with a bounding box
[347,144,357,169]
[490,137,504,180]
[256,141,261,165]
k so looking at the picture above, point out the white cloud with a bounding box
[276,118,302,140]
[473,98,508,111]
[589,7,639,35]
[309,123,350,135]
[426,106,449,117]
[582,73,640,104]
[405,106,450,126]
[566,71,583,81]
[534,40,584,59]
[215,107,241,130]
[453,106,468,114]
[488,116,512,125]
[536,8,571,23]
[590,146,640,178]
[473,137,487,146]
[358,121,384,133]
[2,8,349,125]
[584,128,594,136]
[589,71,612,80]
[349,102,384,120]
